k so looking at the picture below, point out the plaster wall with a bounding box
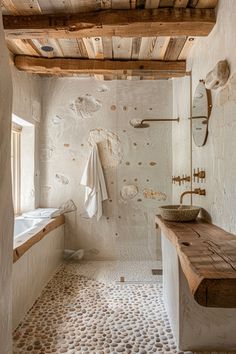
[172,0,236,232]
[12,225,64,330]
[40,78,173,261]
[0,11,13,354]
[11,66,41,126]
[20,126,36,212]
[162,232,236,351]
[11,65,42,210]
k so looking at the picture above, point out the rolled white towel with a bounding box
[23,208,61,219]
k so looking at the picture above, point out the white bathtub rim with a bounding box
[13,217,51,249]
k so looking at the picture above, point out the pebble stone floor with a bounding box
[13,261,235,354]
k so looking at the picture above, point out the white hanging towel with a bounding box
[80,143,108,220]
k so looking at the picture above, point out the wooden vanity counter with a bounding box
[156,215,236,308]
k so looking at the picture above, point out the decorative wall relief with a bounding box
[143,189,167,201]
[59,199,77,213]
[40,78,173,261]
[89,128,122,168]
[55,173,69,185]
[51,114,67,139]
[41,186,52,199]
[97,84,108,93]
[40,136,55,162]
[32,100,41,122]
[42,186,51,191]
[205,60,230,90]
[52,115,63,125]
[88,248,100,256]
[70,94,102,119]
[66,150,77,162]
[40,145,54,162]
[228,73,236,101]
[120,185,138,201]
[216,84,229,106]
[52,113,76,139]
[149,161,157,166]
[216,72,236,106]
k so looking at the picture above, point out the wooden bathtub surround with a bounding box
[13,215,65,263]
[156,215,236,308]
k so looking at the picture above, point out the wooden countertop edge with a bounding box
[13,215,65,263]
[156,215,204,296]
[156,215,236,308]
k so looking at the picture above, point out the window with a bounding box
[11,124,21,214]
[11,114,35,214]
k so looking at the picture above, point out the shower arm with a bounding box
[141,117,180,124]
[188,116,208,120]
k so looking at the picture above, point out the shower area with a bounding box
[39,77,174,281]
[11,50,185,354]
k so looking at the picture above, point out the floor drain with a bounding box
[152,269,163,275]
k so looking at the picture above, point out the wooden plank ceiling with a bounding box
[1,0,218,80]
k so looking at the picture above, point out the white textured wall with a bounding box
[162,232,236,351]
[172,76,191,205]
[12,225,64,330]
[0,11,13,354]
[11,66,41,125]
[20,126,36,212]
[11,65,42,209]
[173,0,236,232]
[40,78,173,261]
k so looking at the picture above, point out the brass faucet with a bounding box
[180,188,206,204]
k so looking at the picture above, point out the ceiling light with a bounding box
[41,45,54,53]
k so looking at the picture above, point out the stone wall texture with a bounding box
[40,78,173,261]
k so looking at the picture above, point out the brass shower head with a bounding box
[129,119,149,128]
[129,117,180,128]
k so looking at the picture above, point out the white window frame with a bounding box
[11,124,21,215]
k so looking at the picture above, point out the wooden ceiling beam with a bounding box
[14,55,186,77]
[4,8,216,39]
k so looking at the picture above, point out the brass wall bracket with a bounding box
[172,176,181,185]
[193,168,206,183]
[181,175,191,183]
[194,188,206,195]
[172,175,191,185]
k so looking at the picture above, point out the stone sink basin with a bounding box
[159,205,201,222]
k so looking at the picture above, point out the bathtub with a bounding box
[14,217,49,244]
[13,215,65,330]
